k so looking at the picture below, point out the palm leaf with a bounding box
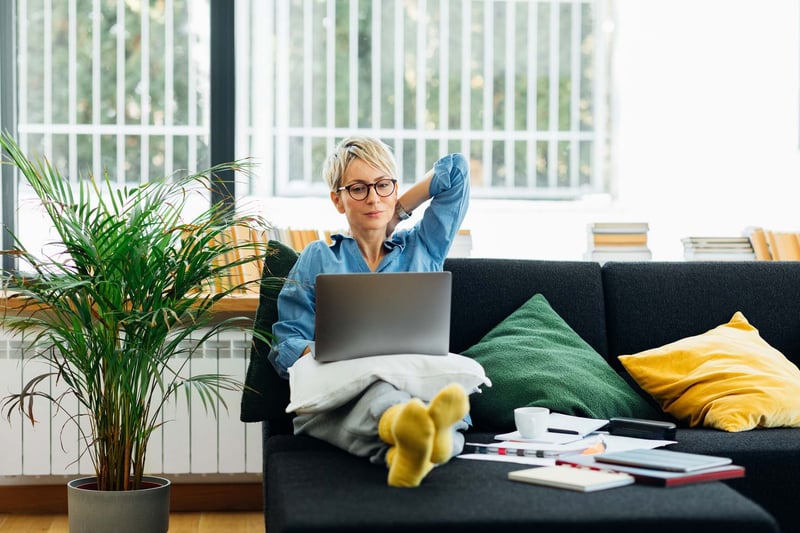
[0,132,274,490]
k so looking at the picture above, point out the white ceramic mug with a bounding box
[514,406,550,439]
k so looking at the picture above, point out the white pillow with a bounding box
[286,353,491,414]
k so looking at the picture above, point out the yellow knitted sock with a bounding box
[383,399,434,488]
[385,446,396,467]
[426,383,469,464]
[378,403,404,447]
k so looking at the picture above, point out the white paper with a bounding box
[493,430,584,445]
[468,437,601,453]
[599,434,677,452]
[548,413,610,435]
[457,454,555,466]
[495,413,610,444]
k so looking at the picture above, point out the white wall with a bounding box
[609,0,800,260]
[255,0,800,262]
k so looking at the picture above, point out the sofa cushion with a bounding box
[618,311,800,432]
[266,440,780,533]
[463,293,660,432]
[668,426,800,532]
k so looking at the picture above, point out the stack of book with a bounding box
[747,227,800,260]
[557,448,745,488]
[268,227,335,252]
[585,222,652,264]
[681,236,755,261]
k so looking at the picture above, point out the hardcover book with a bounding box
[557,454,745,487]
[594,448,731,472]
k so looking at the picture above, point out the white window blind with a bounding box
[15,0,211,185]
[237,0,610,200]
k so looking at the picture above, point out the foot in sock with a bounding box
[378,403,403,447]
[427,383,469,464]
[379,399,434,487]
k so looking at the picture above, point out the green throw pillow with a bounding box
[463,293,660,432]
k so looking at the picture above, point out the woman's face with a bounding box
[331,157,397,233]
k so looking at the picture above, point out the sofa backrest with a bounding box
[247,257,800,436]
[444,258,608,358]
[602,261,800,372]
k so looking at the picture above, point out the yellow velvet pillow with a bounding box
[618,311,800,432]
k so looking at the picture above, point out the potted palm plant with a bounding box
[0,132,271,532]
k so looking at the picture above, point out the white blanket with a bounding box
[286,353,491,414]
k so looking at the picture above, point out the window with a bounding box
[4,0,212,261]
[14,0,211,182]
[2,0,612,265]
[236,0,610,200]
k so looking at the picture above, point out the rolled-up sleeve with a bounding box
[268,255,319,379]
[415,153,470,263]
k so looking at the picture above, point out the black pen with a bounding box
[547,427,581,435]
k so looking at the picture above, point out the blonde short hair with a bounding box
[322,137,398,192]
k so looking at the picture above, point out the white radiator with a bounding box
[0,329,262,478]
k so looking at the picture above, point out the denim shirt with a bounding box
[268,153,470,379]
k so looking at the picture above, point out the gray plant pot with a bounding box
[67,476,171,533]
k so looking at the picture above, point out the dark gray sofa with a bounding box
[242,250,800,533]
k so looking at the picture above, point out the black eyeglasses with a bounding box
[337,178,397,201]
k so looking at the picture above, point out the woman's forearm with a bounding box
[397,168,434,214]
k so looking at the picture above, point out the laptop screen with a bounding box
[313,271,452,362]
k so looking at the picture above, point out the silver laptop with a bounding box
[313,271,452,363]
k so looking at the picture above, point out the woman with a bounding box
[268,136,471,487]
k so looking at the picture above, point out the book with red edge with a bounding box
[556,455,745,487]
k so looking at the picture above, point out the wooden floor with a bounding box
[0,512,265,532]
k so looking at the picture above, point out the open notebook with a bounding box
[313,271,452,363]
